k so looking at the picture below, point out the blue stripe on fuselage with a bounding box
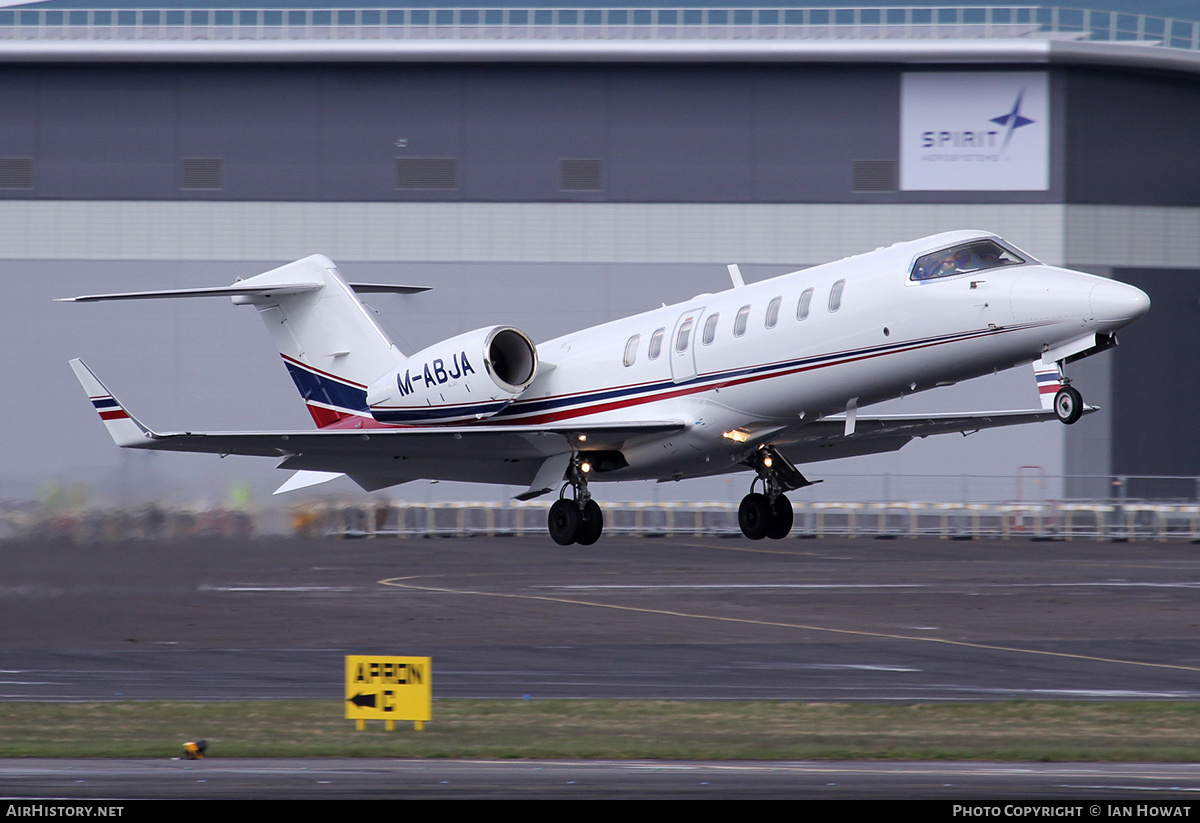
[283,360,369,413]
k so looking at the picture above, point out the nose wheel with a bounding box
[1053,385,1083,425]
[547,455,605,546]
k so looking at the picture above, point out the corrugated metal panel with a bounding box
[181,158,222,190]
[0,158,33,189]
[396,158,458,190]
[852,160,896,192]
[561,159,602,191]
[0,200,1070,265]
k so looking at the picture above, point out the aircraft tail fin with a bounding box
[233,256,407,428]
[61,255,423,429]
[69,358,153,448]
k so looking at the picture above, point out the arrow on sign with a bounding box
[349,692,377,709]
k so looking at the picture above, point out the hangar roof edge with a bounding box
[0,37,1198,75]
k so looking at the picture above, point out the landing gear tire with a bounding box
[548,498,581,546]
[739,493,772,541]
[576,499,604,546]
[766,494,793,540]
[1054,385,1083,425]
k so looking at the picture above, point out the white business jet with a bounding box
[62,230,1149,544]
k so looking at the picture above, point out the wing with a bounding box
[70,359,681,494]
[775,407,1095,465]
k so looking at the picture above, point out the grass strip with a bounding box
[1,700,1198,761]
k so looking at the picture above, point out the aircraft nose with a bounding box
[1089,279,1150,328]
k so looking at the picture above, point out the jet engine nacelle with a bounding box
[366,326,539,424]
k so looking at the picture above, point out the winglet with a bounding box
[1032,360,1065,411]
[68,359,153,448]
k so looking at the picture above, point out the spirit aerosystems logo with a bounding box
[990,89,1035,152]
[900,72,1049,191]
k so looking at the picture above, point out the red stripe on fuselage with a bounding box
[307,404,358,428]
[494,327,1010,427]
[280,353,368,389]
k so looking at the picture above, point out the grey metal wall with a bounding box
[9,62,1200,206]
[1,55,1194,499]
[1065,68,1200,206]
[0,62,1071,205]
[1108,267,1200,488]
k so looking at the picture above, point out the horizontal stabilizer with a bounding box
[56,283,323,302]
[347,283,430,295]
[56,281,428,303]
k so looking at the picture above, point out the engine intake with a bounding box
[366,326,538,424]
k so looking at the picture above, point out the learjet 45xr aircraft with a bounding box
[63,230,1149,545]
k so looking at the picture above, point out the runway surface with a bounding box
[4,759,1200,800]
[2,533,1200,798]
[3,534,1199,702]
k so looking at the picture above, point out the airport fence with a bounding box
[1,7,1199,54]
[5,473,1200,542]
[310,496,1200,541]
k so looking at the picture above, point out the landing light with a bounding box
[580,461,592,474]
[722,429,750,443]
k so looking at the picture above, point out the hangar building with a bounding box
[2,5,1195,504]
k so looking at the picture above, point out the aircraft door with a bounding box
[669,306,704,384]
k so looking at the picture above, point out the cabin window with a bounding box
[765,296,782,329]
[797,288,813,320]
[829,280,845,312]
[702,313,719,345]
[734,305,751,337]
[910,239,1025,282]
[623,335,639,367]
[648,328,665,359]
[675,319,693,353]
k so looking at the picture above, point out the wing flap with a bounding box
[70,358,683,490]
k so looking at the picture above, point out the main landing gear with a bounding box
[738,446,815,541]
[547,455,604,546]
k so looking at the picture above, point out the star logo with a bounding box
[990,89,1035,152]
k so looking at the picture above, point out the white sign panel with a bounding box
[900,72,1049,191]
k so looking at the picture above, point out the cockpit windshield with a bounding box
[910,239,1025,282]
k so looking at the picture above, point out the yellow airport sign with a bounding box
[345,655,431,730]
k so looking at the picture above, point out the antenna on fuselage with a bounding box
[727,264,746,289]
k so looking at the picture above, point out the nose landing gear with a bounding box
[1053,384,1084,425]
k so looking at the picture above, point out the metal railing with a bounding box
[0,7,1197,52]
[8,496,1199,542]
[313,498,1200,541]
[8,472,1200,542]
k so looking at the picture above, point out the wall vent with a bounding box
[852,160,897,192]
[182,158,222,190]
[561,158,603,191]
[396,158,458,190]
[0,158,33,189]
